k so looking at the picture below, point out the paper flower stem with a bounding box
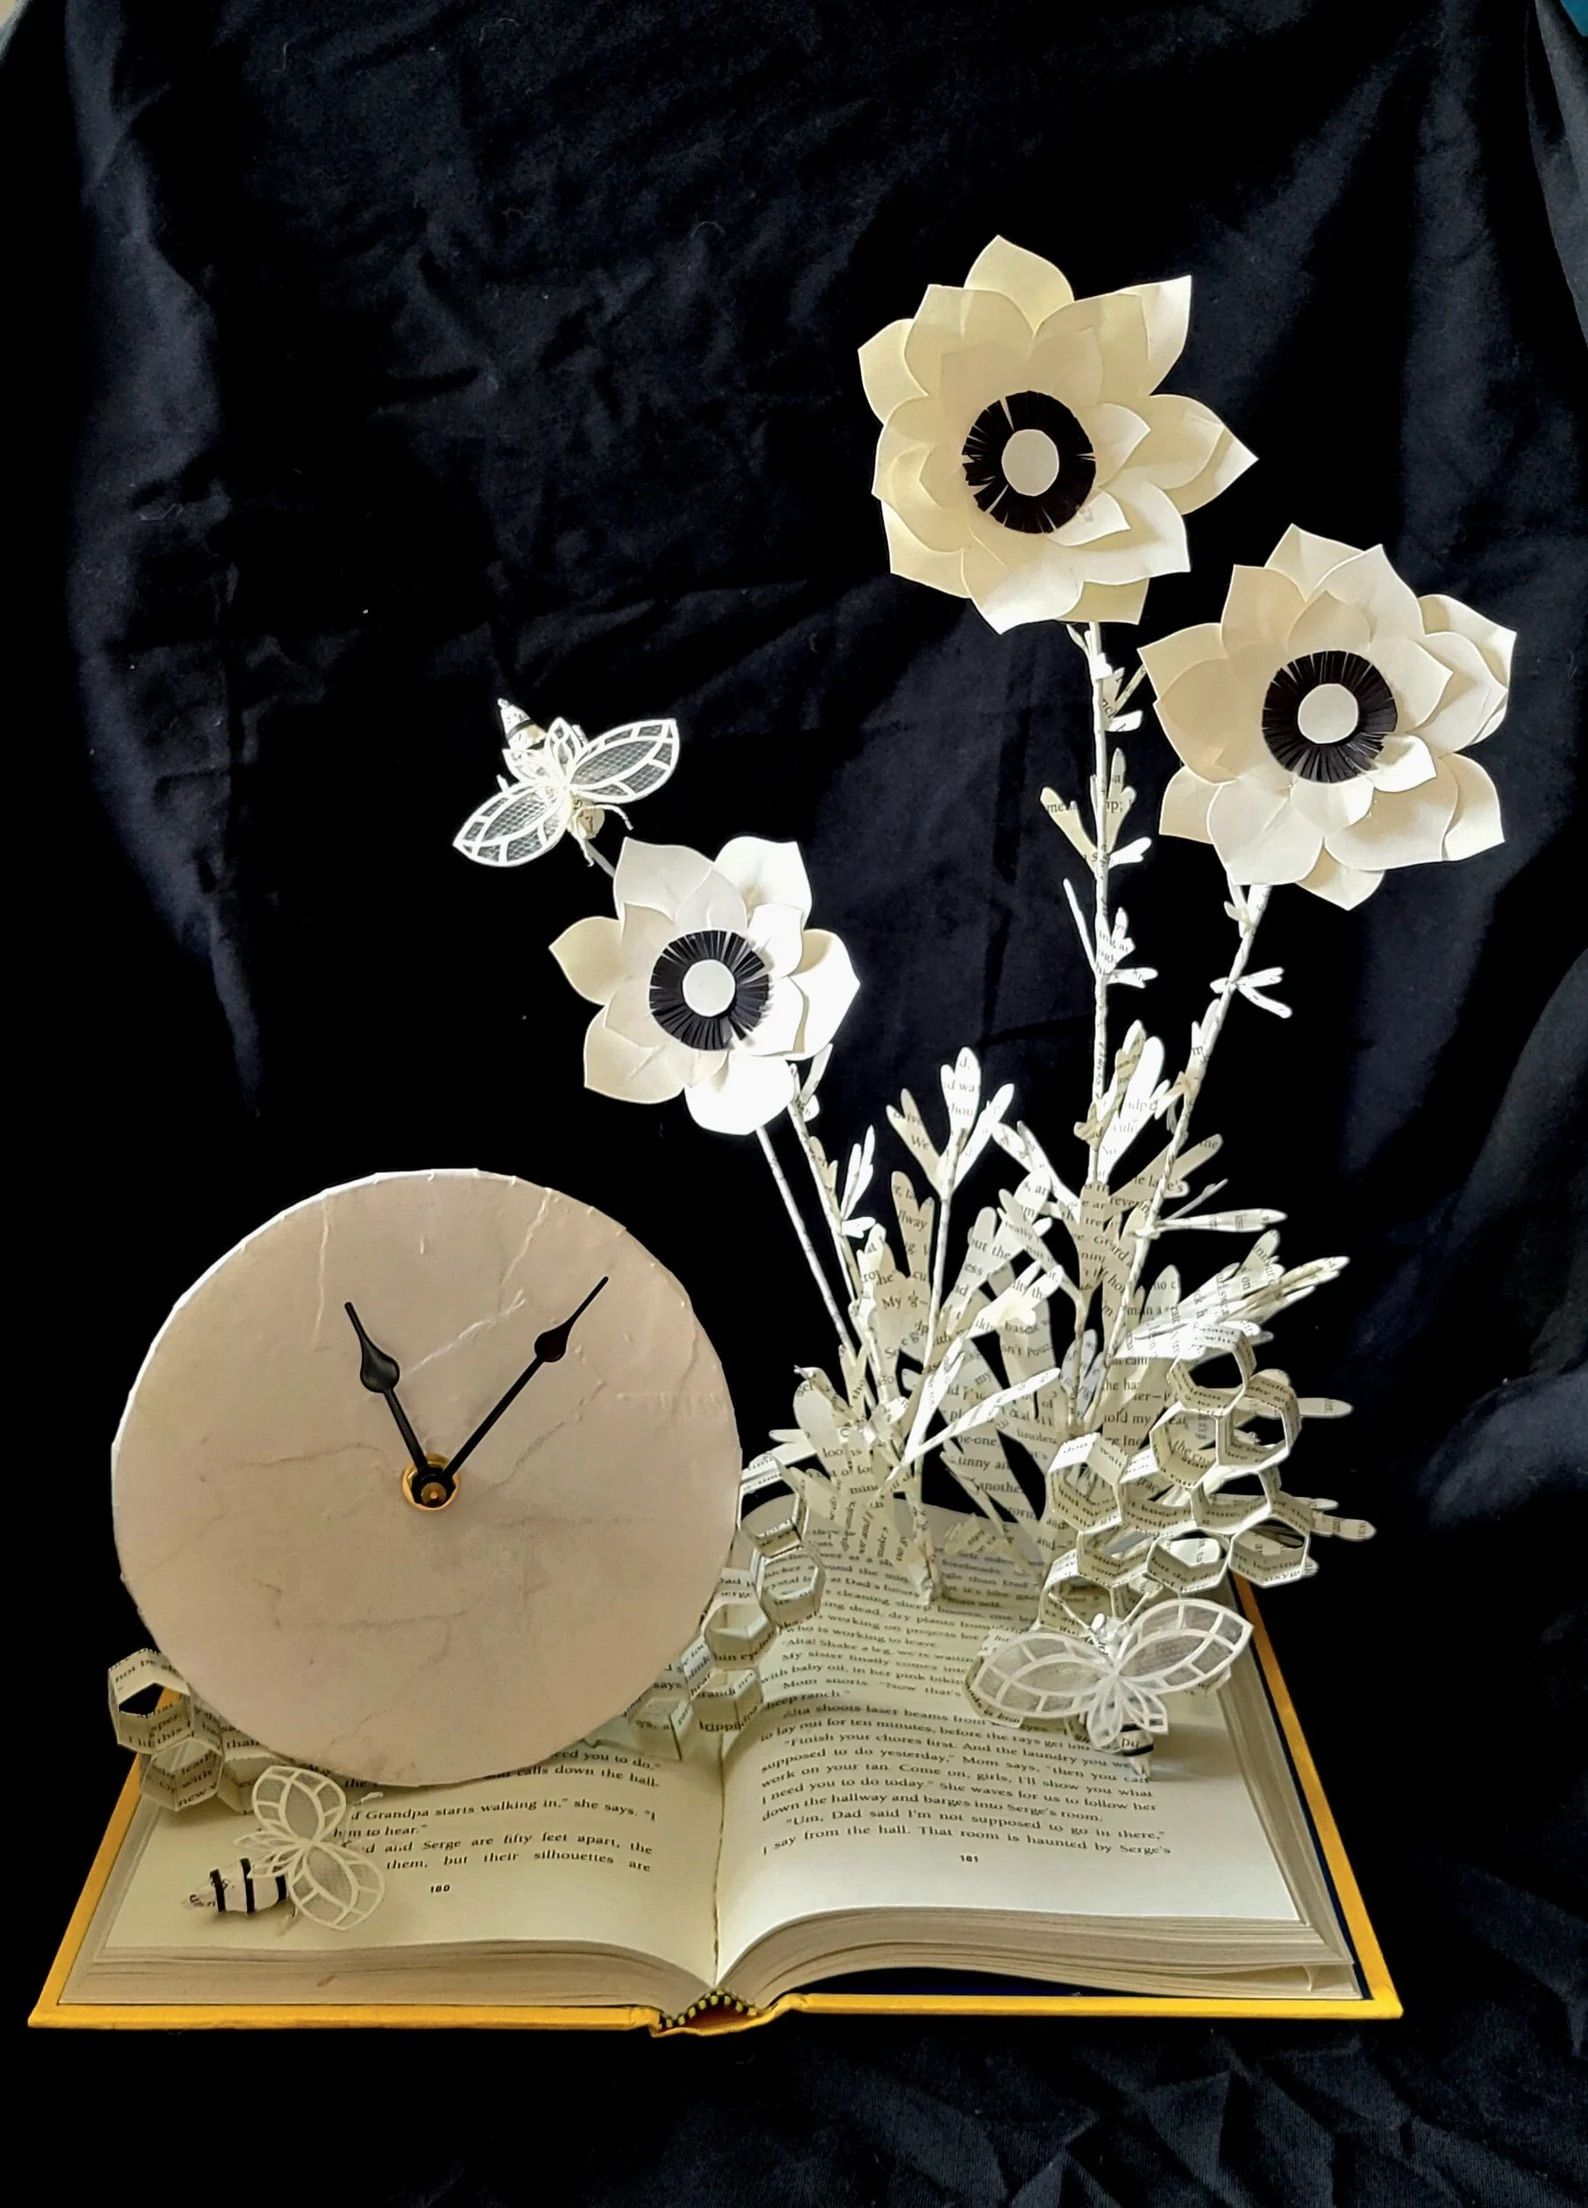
[786,1105,864,1302]
[756,1123,859,1364]
[1099,877,1272,1372]
[1068,621,1122,1427]
[1085,622,1113,1141]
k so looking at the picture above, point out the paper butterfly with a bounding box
[966,1598,1252,1745]
[453,704,680,867]
[229,1764,386,1931]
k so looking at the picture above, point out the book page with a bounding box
[716,1533,1299,1976]
[101,1737,721,1984]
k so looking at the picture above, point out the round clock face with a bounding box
[113,1170,741,1786]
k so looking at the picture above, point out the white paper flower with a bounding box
[859,237,1254,634]
[1145,529,1514,907]
[551,838,859,1134]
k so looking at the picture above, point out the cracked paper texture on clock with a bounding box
[112,1170,742,1788]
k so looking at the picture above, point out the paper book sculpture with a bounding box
[47,239,1505,2022]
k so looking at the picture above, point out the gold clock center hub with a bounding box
[402,1455,457,1512]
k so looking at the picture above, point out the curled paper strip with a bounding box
[612,1472,826,1759]
[109,1649,276,1814]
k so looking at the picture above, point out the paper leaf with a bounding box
[1041,787,1097,865]
[885,1090,945,1196]
[940,1049,982,1142]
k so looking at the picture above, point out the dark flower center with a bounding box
[649,929,770,1052]
[961,390,1095,535]
[1260,651,1397,783]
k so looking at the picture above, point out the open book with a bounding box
[50,1517,1384,2025]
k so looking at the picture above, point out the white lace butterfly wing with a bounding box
[1108,1599,1253,1739]
[240,1765,385,1931]
[967,1627,1112,1728]
[453,768,574,866]
[567,718,680,810]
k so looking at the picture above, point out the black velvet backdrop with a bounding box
[11,0,1586,2198]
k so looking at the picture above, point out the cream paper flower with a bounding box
[551,837,859,1134]
[859,237,1254,633]
[1145,529,1514,908]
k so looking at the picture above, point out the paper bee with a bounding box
[188,1765,385,1931]
[967,1597,1252,1745]
[453,705,680,867]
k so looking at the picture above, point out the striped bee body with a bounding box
[189,1857,291,1915]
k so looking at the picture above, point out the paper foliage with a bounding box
[453,240,1515,1755]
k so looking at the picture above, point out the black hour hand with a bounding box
[344,1302,432,1480]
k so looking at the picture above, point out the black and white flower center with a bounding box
[1261,651,1397,784]
[649,929,770,1052]
[962,390,1095,535]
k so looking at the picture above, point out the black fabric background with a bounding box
[10,0,1586,2199]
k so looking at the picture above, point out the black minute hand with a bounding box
[345,1302,431,1471]
[443,1276,609,1481]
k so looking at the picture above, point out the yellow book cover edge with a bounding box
[31,1584,1400,2032]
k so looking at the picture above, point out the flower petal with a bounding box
[1026,310,1106,411]
[876,433,977,553]
[1155,655,1263,780]
[1440,753,1504,860]
[1285,589,1373,657]
[1160,765,1218,844]
[613,838,717,922]
[1370,634,1451,731]
[903,283,1033,399]
[1092,292,1154,402]
[715,837,813,923]
[1081,479,1190,581]
[1125,391,1227,492]
[1267,526,1364,596]
[792,928,860,1055]
[1207,778,1326,884]
[879,503,970,597]
[1296,851,1383,909]
[605,975,669,1051]
[744,899,806,977]
[1419,592,1515,689]
[965,236,1075,327]
[1324,763,1461,870]
[1418,626,1508,751]
[1065,577,1151,625]
[1120,275,1192,389]
[550,915,625,1008]
[674,865,750,936]
[1220,562,1307,656]
[1288,773,1375,829]
[1315,545,1422,640]
[1366,733,1438,791]
[585,1011,694,1105]
[963,539,1085,632]
[685,1051,797,1135]
[746,972,805,1054]
[1174,422,1256,515]
[1140,621,1223,696]
[1050,489,1130,549]
[858,318,920,422]
[1082,402,1150,488]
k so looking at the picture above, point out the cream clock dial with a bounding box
[113,1169,741,1787]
